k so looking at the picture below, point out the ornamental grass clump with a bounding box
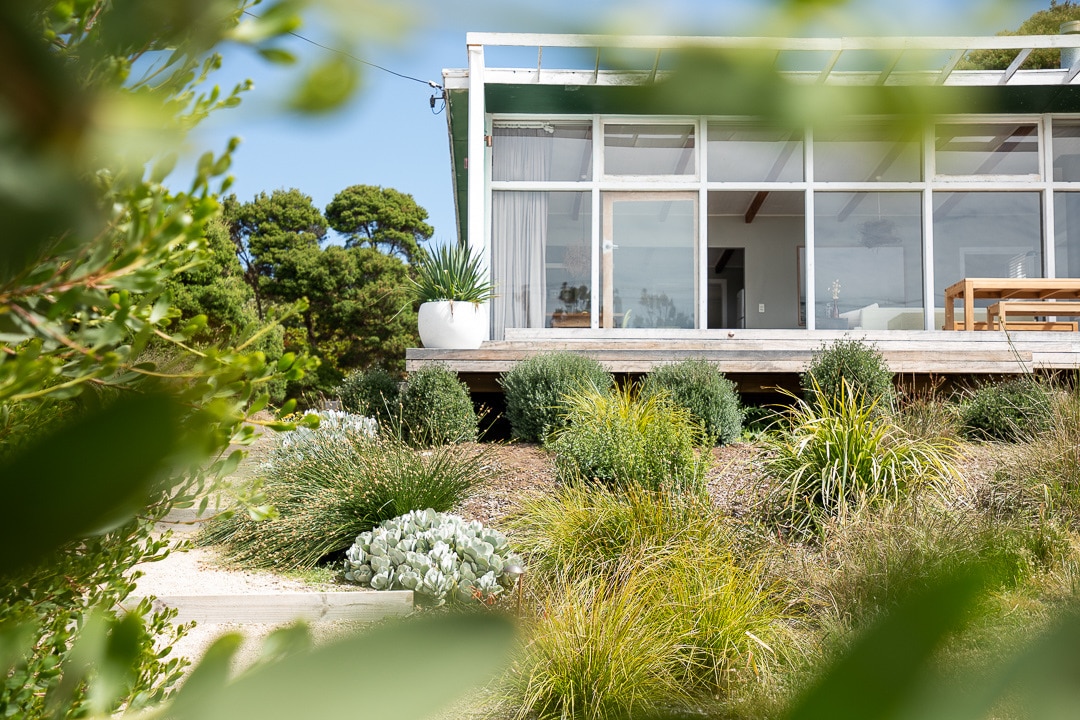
[509,488,791,720]
[761,379,960,537]
[199,429,492,570]
[343,509,522,606]
[499,352,614,443]
[641,358,743,444]
[548,384,710,494]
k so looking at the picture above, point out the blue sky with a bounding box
[191,0,1050,247]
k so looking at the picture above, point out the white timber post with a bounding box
[466,38,491,341]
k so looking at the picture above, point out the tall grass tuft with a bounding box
[548,384,711,494]
[508,487,793,719]
[199,431,491,570]
[761,379,960,536]
[981,387,1080,528]
[508,483,725,579]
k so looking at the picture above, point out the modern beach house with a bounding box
[407,31,1080,392]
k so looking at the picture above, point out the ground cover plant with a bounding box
[343,509,523,606]
[548,384,710,493]
[641,358,743,444]
[200,422,492,570]
[499,352,614,443]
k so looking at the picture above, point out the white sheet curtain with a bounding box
[491,129,552,339]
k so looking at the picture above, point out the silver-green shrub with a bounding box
[344,509,523,606]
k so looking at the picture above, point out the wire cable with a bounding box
[241,10,443,90]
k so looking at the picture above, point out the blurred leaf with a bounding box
[228,1,303,44]
[257,47,298,64]
[784,568,985,720]
[0,393,182,577]
[287,56,359,114]
[160,613,515,720]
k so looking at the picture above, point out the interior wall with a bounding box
[708,214,804,329]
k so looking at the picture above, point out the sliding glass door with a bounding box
[600,193,698,329]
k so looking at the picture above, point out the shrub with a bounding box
[548,385,710,494]
[761,380,960,537]
[343,509,522,606]
[642,359,743,444]
[200,429,492,570]
[499,352,614,443]
[801,336,895,410]
[959,376,1053,442]
[335,368,401,426]
[509,489,791,719]
[400,365,478,446]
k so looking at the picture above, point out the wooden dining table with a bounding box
[943,277,1080,330]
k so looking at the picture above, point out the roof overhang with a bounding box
[443,32,1080,243]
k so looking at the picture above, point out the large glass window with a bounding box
[933,192,1043,313]
[604,123,696,176]
[814,125,921,182]
[935,123,1039,176]
[491,191,591,338]
[814,193,924,330]
[707,125,802,182]
[601,193,696,328]
[1053,122,1080,181]
[492,123,593,181]
[1055,192,1080,277]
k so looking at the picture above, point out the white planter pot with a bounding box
[417,301,487,349]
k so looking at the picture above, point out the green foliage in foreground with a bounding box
[802,337,896,412]
[642,358,743,445]
[508,487,791,720]
[549,384,711,494]
[400,364,478,446]
[959,376,1054,443]
[499,352,614,443]
[762,380,959,537]
[201,428,492,570]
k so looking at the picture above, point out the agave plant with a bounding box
[410,242,496,305]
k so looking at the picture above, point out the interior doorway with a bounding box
[708,249,745,328]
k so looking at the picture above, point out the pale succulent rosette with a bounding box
[343,509,522,606]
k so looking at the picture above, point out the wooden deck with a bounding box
[406,328,1080,393]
